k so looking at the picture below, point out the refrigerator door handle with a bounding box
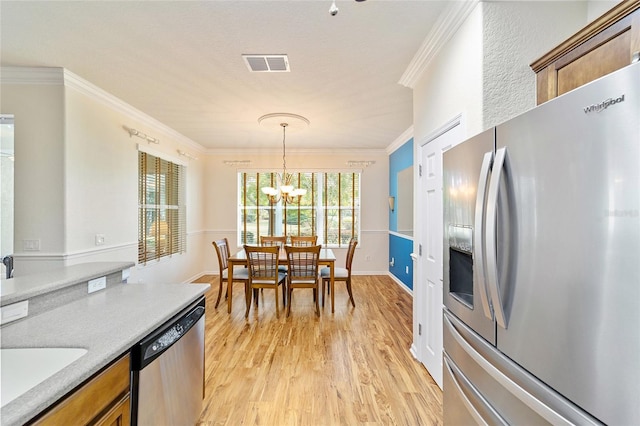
[444,311,575,426]
[474,151,494,321]
[444,354,507,426]
[485,147,508,329]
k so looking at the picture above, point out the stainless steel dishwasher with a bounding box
[131,297,205,426]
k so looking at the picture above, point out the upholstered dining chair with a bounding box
[290,235,318,246]
[285,244,322,317]
[321,238,358,307]
[244,245,287,318]
[212,238,249,309]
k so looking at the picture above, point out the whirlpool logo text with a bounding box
[583,94,625,113]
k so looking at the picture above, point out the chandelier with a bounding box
[261,122,307,204]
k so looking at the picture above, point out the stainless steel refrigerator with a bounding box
[442,61,639,425]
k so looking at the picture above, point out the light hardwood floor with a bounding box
[192,274,443,425]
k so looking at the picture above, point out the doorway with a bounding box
[413,115,463,389]
[1,114,15,279]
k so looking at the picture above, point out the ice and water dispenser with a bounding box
[448,225,474,308]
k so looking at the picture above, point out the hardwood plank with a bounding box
[192,274,443,425]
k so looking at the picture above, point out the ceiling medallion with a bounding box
[257,113,310,132]
[258,113,309,204]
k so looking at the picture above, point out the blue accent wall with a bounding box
[389,139,413,232]
[389,233,413,289]
[389,138,414,290]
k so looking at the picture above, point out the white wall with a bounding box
[202,150,390,275]
[62,81,208,285]
[413,4,485,143]
[2,67,388,284]
[64,87,138,256]
[413,1,589,145]
[1,68,207,284]
[2,80,66,272]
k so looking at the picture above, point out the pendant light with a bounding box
[261,122,307,204]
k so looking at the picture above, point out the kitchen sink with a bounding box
[0,347,88,407]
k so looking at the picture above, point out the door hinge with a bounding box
[418,323,422,335]
[419,244,422,256]
[419,164,423,177]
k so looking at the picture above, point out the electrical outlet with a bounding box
[0,300,29,325]
[23,239,40,251]
[88,276,107,294]
[95,234,105,246]
[365,255,371,262]
[405,266,409,274]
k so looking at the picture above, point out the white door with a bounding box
[415,117,463,389]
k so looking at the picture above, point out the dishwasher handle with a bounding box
[132,297,205,370]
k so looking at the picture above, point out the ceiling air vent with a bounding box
[242,54,290,72]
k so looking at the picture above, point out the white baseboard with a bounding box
[351,270,389,276]
[387,272,413,296]
[410,344,419,360]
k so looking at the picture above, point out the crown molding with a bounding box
[1,66,206,153]
[418,113,463,146]
[61,69,205,153]
[386,126,413,155]
[1,66,65,85]
[399,0,479,89]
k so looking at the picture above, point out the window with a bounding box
[138,151,186,263]
[238,171,360,247]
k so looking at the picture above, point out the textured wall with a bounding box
[482,1,588,129]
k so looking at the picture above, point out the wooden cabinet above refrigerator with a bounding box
[530,0,640,105]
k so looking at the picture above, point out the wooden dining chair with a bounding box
[290,235,318,246]
[212,238,249,309]
[260,235,288,272]
[321,238,358,307]
[244,245,287,318]
[285,244,322,317]
[260,235,287,248]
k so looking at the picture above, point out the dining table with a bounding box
[227,247,337,314]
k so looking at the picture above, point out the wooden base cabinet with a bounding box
[32,354,130,426]
[95,394,130,426]
[531,0,640,104]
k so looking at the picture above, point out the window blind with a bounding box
[138,151,186,263]
[238,171,359,247]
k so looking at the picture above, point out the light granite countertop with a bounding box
[0,280,210,426]
[0,262,135,306]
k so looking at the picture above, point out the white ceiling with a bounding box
[0,1,453,151]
